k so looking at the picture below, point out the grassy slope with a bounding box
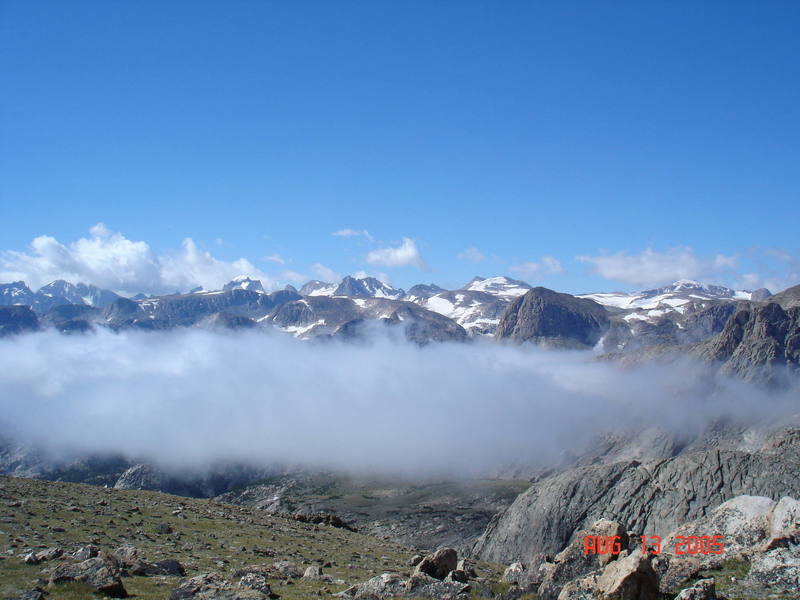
[0,476,506,599]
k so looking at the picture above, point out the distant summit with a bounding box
[461,276,531,297]
[222,276,264,293]
[333,276,404,299]
[299,275,404,299]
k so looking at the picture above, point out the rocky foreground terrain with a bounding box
[0,475,511,600]
[213,474,530,554]
[3,474,799,600]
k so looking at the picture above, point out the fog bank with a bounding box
[0,328,795,475]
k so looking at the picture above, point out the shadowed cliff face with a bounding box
[473,427,800,563]
[0,305,38,337]
[495,287,610,349]
[699,302,800,384]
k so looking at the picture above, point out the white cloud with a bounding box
[458,247,486,263]
[576,247,738,288]
[263,254,286,265]
[0,224,276,296]
[542,256,564,273]
[312,263,340,283]
[0,327,792,475]
[733,249,800,293]
[279,270,308,285]
[366,237,427,269]
[510,256,564,279]
[332,228,373,241]
[353,270,391,284]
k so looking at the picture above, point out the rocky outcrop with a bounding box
[48,553,127,597]
[338,548,473,599]
[114,463,269,498]
[413,547,458,580]
[473,429,800,564]
[769,283,800,309]
[404,573,470,598]
[336,573,407,598]
[169,572,276,599]
[385,304,468,344]
[673,579,716,600]
[39,303,98,333]
[336,572,471,600]
[496,287,609,348]
[655,495,800,595]
[537,520,631,600]
[556,550,660,600]
[111,544,186,577]
[289,511,357,531]
[698,302,800,384]
[406,283,446,301]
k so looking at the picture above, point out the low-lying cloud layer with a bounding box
[1,328,795,475]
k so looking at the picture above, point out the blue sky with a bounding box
[1,1,798,295]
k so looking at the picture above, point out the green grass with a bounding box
[693,558,752,600]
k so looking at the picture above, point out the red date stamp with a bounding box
[583,535,725,556]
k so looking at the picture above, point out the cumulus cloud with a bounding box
[510,256,564,279]
[353,270,391,284]
[279,270,308,285]
[312,263,341,283]
[458,247,486,263]
[366,237,427,269]
[735,249,800,293]
[0,224,275,296]
[576,247,738,287]
[332,229,373,241]
[0,328,794,475]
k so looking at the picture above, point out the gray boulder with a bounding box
[413,547,458,580]
[651,494,800,596]
[72,544,99,561]
[557,550,659,600]
[335,573,407,598]
[302,565,323,580]
[49,554,127,597]
[538,519,630,600]
[501,562,525,583]
[673,578,716,600]
[169,572,274,600]
[404,572,470,598]
[748,545,800,590]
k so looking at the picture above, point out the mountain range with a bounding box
[1,274,797,382]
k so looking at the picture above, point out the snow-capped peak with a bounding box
[223,276,265,293]
[462,276,531,298]
[0,281,35,306]
[333,275,405,299]
[299,280,338,296]
[578,279,768,313]
[671,279,703,290]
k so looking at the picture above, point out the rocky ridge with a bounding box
[473,427,800,565]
